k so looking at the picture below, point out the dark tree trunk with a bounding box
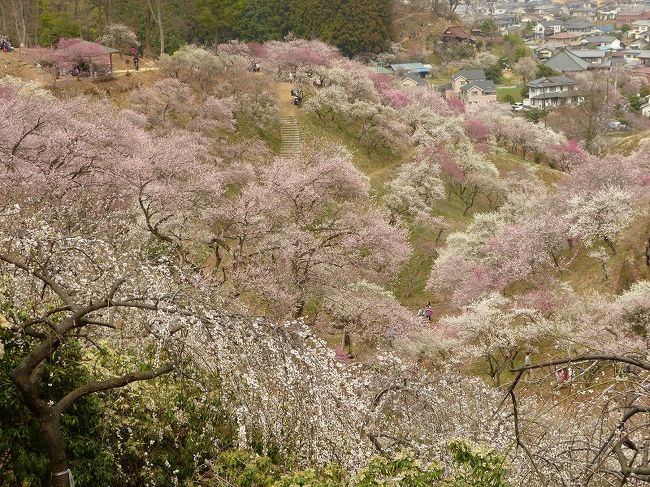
[145,6,153,54]
[41,415,71,487]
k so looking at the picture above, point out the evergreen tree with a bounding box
[237,0,289,42]
[194,0,245,43]
[326,0,392,56]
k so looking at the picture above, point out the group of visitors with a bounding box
[417,302,434,321]
[1,36,13,52]
[291,86,302,106]
[129,47,140,71]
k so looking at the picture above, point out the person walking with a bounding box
[425,302,433,322]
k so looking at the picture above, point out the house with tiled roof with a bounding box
[544,48,590,72]
[526,76,580,109]
[439,70,496,105]
[534,20,564,37]
[570,49,608,65]
[582,35,623,51]
[597,8,618,21]
[389,63,433,78]
[616,8,650,28]
[451,69,486,93]
[400,73,429,88]
[564,19,595,34]
[548,32,583,46]
[441,26,472,43]
[571,7,597,21]
[460,80,497,105]
[640,51,650,66]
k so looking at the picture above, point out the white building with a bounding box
[527,76,580,109]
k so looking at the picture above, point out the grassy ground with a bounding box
[496,85,524,103]
[607,129,650,155]
[298,112,407,190]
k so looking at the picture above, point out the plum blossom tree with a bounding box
[161,46,228,93]
[99,24,140,53]
[512,57,537,84]
[428,212,505,305]
[53,38,113,76]
[463,119,490,144]
[547,139,590,171]
[321,280,421,349]
[383,155,445,225]
[261,39,341,76]
[440,293,549,385]
[0,83,209,486]
[127,78,236,133]
[565,184,637,252]
[441,142,503,215]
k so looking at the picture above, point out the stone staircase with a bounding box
[280,116,301,158]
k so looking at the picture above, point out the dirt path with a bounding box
[276,81,299,116]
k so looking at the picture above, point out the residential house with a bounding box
[630,20,650,38]
[527,76,580,108]
[571,7,597,21]
[451,69,487,93]
[440,69,497,105]
[441,26,472,43]
[598,9,618,21]
[535,46,555,59]
[532,4,562,16]
[400,73,428,88]
[611,51,627,67]
[640,51,650,66]
[616,9,650,28]
[622,49,647,63]
[629,35,649,50]
[641,99,650,117]
[570,49,608,65]
[389,63,433,78]
[494,15,521,33]
[535,20,564,37]
[582,35,623,50]
[548,32,583,46]
[461,79,498,104]
[564,19,595,35]
[544,48,590,72]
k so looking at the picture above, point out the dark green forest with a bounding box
[0,0,393,56]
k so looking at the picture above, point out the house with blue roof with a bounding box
[389,63,433,78]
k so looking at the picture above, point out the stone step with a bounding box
[279,115,301,157]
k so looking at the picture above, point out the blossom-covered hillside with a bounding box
[1,40,650,487]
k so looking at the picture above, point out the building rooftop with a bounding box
[390,63,432,73]
[528,75,577,88]
[401,73,428,86]
[544,49,590,71]
[530,90,580,100]
[564,19,594,29]
[570,49,607,58]
[583,35,617,43]
[452,69,486,81]
[549,32,583,39]
[442,26,471,39]
[460,79,497,93]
